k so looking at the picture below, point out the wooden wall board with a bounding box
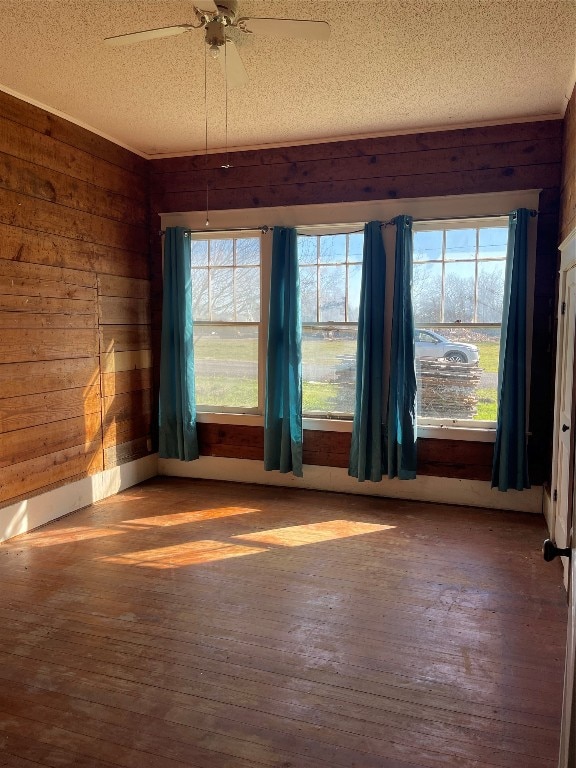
[0,294,96,315]
[100,349,152,374]
[0,440,103,504]
[102,368,152,398]
[152,120,562,173]
[0,187,148,254]
[0,412,102,468]
[100,325,151,352]
[153,163,561,215]
[0,149,147,226]
[98,274,151,299]
[155,138,562,195]
[103,413,152,449]
[103,437,151,469]
[0,256,97,288]
[0,223,149,279]
[0,384,101,433]
[0,112,148,202]
[0,90,148,177]
[0,312,97,329]
[0,328,99,363]
[0,275,97,302]
[0,358,100,399]
[98,296,150,326]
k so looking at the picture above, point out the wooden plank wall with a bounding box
[560,83,576,243]
[150,120,563,485]
[0,91,152,509]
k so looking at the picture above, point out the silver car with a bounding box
[415,329,479,364]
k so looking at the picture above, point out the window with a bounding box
[190,234,261,413]
[412,218,509,425]
[298,228,364,417]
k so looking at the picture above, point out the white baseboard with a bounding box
[0,454,159,543]
[159,456,543,514]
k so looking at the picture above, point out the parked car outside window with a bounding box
[414,329,479,364]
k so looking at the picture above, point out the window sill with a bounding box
[196,412,496,442]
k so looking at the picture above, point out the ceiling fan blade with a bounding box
[238,17,330,41]
[104,25,194,46]
[218,39,249,89]
[195,0,218,12]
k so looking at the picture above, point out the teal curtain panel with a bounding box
[492,209,531,491]
[264,226,303,476]
[385,215,417,479]
[159,227,199,461]
[349,221,387,481]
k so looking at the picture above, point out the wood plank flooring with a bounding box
[0,478,568,767]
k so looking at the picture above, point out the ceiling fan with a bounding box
[104,0,331,88]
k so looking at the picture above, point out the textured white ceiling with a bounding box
[0,0,574,157]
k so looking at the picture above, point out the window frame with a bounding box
[189,229,265,415]
[297,223,364,419]
[161,188,539,441]
[412,216,510,429]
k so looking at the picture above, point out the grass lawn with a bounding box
[196,376,257,409]
[475,387,498,421]
[477,341,500,373]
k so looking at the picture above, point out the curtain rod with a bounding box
[383,209,538,227]
[159,225,271,236]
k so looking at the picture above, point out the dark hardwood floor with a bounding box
[0,478,568,767]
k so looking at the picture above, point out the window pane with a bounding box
[319,265,346,322]
[445,229,476,260]
[235,238,260,265]
[444,262,475,322]
[194,324,258,410]
[319,234,346,264]
[191,268,209,320]
[234,267,260,321]
[210,239,233,266]
[302,324,357,415]
[413,263,442,323]
[477,261,506,323]
[298,236,317,265]
[479,227,508,259]
[348,233,364,263]
[191,240,208,267]
[413,230,442,261]
[300,265,318,323]
[347,264,362,322]
[414,324,500,422]
[209,268,234,320]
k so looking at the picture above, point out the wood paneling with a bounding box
[0,477,566,766]
[560,83,576,243]
[0,358,100,399]
[0,89,151,509]
[152,120,563,483]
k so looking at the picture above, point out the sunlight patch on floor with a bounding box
[96,519,395,568]
[234,520,395,547]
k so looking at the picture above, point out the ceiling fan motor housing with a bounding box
[215,1,239,24]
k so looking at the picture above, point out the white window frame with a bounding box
[161,188,539,442]
[412,215,509,430]
[189,229,265,415]
[297,222,364,419]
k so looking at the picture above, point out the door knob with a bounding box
[542,539,571,561]
[562,424,570,432]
